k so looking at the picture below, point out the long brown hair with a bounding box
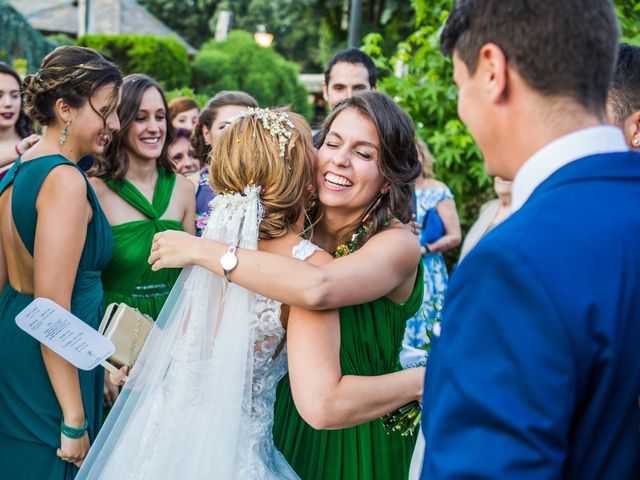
[191,91,258,165]
[90,74,175,180]
[315,92,421,247]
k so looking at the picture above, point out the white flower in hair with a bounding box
[233,107,295,158]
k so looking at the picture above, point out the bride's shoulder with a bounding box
[294,239,330,264]
[259,233,329,263]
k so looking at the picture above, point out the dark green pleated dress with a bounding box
[101,169,183,320]
[273,262,424,480]
[0,155,113,480]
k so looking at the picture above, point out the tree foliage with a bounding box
[364,0,640,235]
[77,34,191,90]
[137,0,220,48]
[616,0,640,44]
[137,0,415,72]
[363,0,490,232]
[0,3,55,73]
[192,30,311,118]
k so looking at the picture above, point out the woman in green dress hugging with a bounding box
[0,46,121,479]
[149,92,423,479]
[90,74,195,322]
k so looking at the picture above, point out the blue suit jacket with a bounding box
[421,152,640,479]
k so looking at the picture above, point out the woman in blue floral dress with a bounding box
[400,140,461,368]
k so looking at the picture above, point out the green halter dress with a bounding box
[0,155,113,480]
[273,262,424,480]
[101,168,183,320]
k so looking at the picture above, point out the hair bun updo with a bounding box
[22,46,122,126]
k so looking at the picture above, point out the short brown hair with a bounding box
[168,96,199,121]
[441,0,619,115]
[209,108,314,240]
[608,43,640,126]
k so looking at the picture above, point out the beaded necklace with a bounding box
[302,194,388,258]
[332,221,372,257]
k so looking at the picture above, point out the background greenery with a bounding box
[138,0,416,71]
[364,0,640,250]
[0,3,55,73]
[77,34,191,90]
[3,0,639,249]
[192,30,311,118]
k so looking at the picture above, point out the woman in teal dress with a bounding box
[149,92,425,479]
[89,74,195,323]
[0,46,121,479]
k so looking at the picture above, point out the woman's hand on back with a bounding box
[18,133,41,154]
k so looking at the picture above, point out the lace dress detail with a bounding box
[78,185,319,480]
[108,239,319,480]
[236,239,319,479]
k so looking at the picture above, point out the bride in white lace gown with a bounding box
[78,108,423,480]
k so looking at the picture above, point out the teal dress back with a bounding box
[0,155,113,480]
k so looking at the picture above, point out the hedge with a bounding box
[192,31,311,119]
[77,34,190,90]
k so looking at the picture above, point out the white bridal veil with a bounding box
[78,186,263,479]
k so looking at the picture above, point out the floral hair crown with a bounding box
[234,107,295,158]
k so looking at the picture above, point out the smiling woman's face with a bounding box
[316,107,386,216]
[0,73,21,131]
[124,87,167,163]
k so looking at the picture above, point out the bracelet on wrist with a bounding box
[61,418,88,439]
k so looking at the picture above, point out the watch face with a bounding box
[220,251,238,271]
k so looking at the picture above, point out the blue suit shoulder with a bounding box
[423,152,640,479]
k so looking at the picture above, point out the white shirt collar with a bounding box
[511,126,628,212]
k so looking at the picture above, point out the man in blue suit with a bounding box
[421,1,640,478]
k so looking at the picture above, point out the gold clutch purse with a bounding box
[98,303,153,369]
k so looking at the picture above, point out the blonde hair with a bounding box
[209,108,314,240]
[416,137,435,179]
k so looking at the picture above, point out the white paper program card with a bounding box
[16,297,115,370]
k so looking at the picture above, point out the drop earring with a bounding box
[361,192,385,223]
[59,120,70,146]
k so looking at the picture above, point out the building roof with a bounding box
[8,0,196,54]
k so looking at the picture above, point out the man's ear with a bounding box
[476,43,509,104]
[372,84,378,92]
[625,110,640,147]
[322,82,329,103]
